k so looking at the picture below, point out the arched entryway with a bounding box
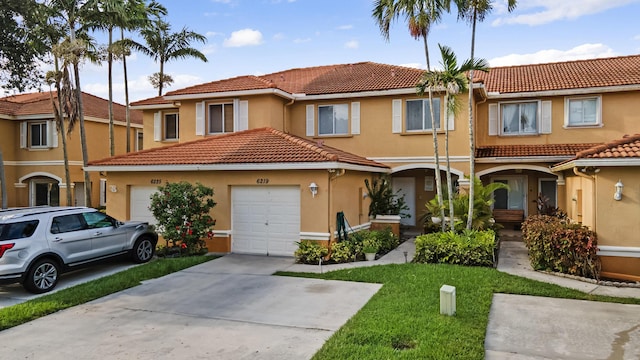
[390,164,464,230]
[18,172,62,207]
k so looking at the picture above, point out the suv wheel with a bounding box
[132,237,155,263]
[24,258,60,294]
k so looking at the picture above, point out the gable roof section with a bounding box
[476,54,640,94]
[0,91,143,124]
[551,134,640,170]
[476,143,601,159]
[131,62,424,106]
[86,127,389,172]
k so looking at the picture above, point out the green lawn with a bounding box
[278,264,640,360]
[0,256,214,331]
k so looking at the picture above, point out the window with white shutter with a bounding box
[351,102,360,135]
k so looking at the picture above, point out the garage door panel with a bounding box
[232,186,300,256]
[130,186,158,225]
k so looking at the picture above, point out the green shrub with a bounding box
[330,240,357,263]
[522,215,600,279]
[413,229,496,267]
[295,240,328,264]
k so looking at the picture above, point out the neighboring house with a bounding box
[86,55,640,281]
[0,91,143,208]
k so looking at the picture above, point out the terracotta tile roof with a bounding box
[88,127,389,169]
[130,95,171,107]
[476,54,640,94]
[574,134,640,159]
[0,91,143,124]
[130,62,423,104]
[476,143,601,158]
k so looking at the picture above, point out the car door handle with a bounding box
[52,237,63,242]
[93,231,102,236]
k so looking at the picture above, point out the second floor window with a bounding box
[406,98,441,131]
[164,113,179,140]
[318,104,348,135]
[30,122,48,147]
[501,101,538,135]
[567,97,600,126]
[209,103,234,133]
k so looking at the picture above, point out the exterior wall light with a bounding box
[309,182,318,198]
[614,179,624,201]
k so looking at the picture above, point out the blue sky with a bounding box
[77,0,640,104]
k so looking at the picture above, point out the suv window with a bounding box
[0,220,39,240]
[82,212,115,229]
[51,214,87,234]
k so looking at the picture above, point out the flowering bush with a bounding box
[150,182,216,255]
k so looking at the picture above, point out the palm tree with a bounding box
[49,0,99,207]
[452,0,517,229]
[113,0,166,152]
[373,0,450,230]
[419,44,488,230]
[123,18,207,96]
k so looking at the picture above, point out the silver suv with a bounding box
[0,207,158,293]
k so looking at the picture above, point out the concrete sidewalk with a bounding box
[487,233,640,359]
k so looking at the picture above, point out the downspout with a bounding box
[572,167,597,231]
[327,169,346,249]
[283,98,295,133]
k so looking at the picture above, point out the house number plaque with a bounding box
[150,179,162,185]
[256,178,269,184]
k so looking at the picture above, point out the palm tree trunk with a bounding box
[0,149,6,209]
[108,27,115,157]
[429,88,445,231]
[74,63,92,207]
[466,11,478,230]
[445,102,454,231]
[54,57,72,206]
[158,59,164,96]
[422,31,430,70]
[122,28,131,153]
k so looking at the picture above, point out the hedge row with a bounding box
[413,230,496,267]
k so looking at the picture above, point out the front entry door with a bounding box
[392,177,415,226]
[493,176,527,213]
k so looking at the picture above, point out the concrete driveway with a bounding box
[0,254,382,359]
[0,259,137,309]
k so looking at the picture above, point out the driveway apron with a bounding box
[0,254,382,359]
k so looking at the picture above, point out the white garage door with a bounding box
[232,186,300,256]
[130,186,158,225]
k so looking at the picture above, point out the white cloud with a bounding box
[223,29,264,47]
[634,34,640,40]
[273,33,285,41]
[293,38,311,43]
[488,43,618,66]
[201,44,217,55]
[493,0,638,26]
[336,25,353,30]
[206,31,223,38]
[399,63,426,70]
[344,40,359,49]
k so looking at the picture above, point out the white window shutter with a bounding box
[195,101,205,135]
[351,102,360,135]
[444,97,455,131]
[20,121,27,148]
[540,101,552,134]
[238,100,249,131]
[232,98,240,132]
[99,179,107,206]
[153,111,161,141]
[488,103,498,136]
[306,104,314,136]
[392,99,402,133]
[51,120,58,148]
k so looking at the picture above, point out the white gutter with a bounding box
[551,158,640,171]
[476,156,573,163]
[163,88,295,101]
[487,84,640,99]
[85,162,390,173]
[129,103,179,110]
